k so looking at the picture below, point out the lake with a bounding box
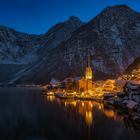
[0,87,139,140]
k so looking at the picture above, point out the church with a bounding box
[78,49,93,95]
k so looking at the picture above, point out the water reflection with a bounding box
[46,96,122,128]
[0,88,139,140]
[46,96,139,140]
[86,111,92,127]
[47,95,55,102]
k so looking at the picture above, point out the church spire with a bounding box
[85,49,93,80]
[88,49,91,67]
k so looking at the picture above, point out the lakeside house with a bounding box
[123,81,140,102]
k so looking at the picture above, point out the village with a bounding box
[42,50,140,129]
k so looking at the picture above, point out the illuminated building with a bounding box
[121,64,140,81]
[115,80,126,92]
[79,49,93,95]
[93,81,104,95]
[131,67,140,81]
[103,79,116,92]
[85,49,92,80]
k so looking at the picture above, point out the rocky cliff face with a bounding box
[0,17,84,84]
[0,5,140,84]
[0,25,44,64]
[24,5,140,83]
[125,56,140,74]
[59,5,140,77]
[43,16,84,49]
[87,5,140,75]
[0,16,83,65]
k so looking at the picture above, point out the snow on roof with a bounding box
[126,100,138,109]
[129,80,140,85]
[127,81,139,89]
[116,80,126,86]
[122,100,129,104]
[50,78,60,84]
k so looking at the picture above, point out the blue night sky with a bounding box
[0,0,140,34]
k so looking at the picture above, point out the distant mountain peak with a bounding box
[1,5,140,84]
[89,4,140,26]
[101,4,139,15]
[106,4,131,10]
[45,16,83,35]
[68,16,82,22]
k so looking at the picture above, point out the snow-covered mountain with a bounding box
[0,17,84,84]
[0,25,44,64]
[0,16,83,65]
[22,5,140,84]
[43,16,84,49]
[1,5,140,85]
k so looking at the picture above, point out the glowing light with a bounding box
[98,105,101,109]
[65,102,67,107]
[86,111,92,127]
[90,103,93,108]
[104,110,115,119]
[73,101,76,107]
[47,91,54,96]
[85,67,92,80]
[47,96,55,102]
[82,102,84,107]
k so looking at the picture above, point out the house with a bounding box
[123,81,140,100]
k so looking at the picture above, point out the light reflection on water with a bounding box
[0,88,139,140]
[46,96,123,128]
[46,95,136,140]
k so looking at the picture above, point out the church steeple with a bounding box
[85,49,93,80]
[78,48,93,94]
[88,49,91,67]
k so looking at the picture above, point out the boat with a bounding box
[56,93,75,100]
[47,91,54,96]
[58,95,75,100]
[103,98,115,109]
[42,91,54,96]
[75,95,93,101]
[103,93,118,108]
[55,92,64,97]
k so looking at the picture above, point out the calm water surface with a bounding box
[0,87,140,140]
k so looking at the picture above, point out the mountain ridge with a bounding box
[0,5,140,84]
